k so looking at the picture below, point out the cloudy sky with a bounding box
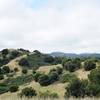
[0,0,100,53]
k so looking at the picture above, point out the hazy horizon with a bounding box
[0,0,100,53]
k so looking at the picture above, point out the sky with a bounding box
[0,0,100,53]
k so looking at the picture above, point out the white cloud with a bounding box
[0,0,100,53]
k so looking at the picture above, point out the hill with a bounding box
[0,48,100,100]
[50,52,100,58]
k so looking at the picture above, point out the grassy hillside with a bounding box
[0,49,100,100]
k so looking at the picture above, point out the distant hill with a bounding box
[50,52,100,58]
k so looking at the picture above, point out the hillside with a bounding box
[0,49,100,100]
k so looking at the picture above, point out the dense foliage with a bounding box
[62,58,81,72]
[84,60,96,71]
[20,87,37,98]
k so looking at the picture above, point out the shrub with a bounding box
[60,73,77,83]
[9,85,19,92]
[54,57,62,64]
[65,79,88,98]
[86,82,100,97]
[49,72,59,83]
[33,72,42,82]
[38,74,50,86]
[0,84,9,94]
[0,75,4,80]
[10,50,20,59]
[84,60,96,71]
[14,68,19,72]
[62,58,72,67]
[19,58,29,66]
[22,69,28,74]
[56,67,63,75]
[88,68,100,84]
[2,66,10,73]
[32,70,36,75]
[20,87,37,98]
[64,61,78,72]
[1,49,9,56]
[44,55,54,63]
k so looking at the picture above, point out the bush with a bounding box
[64,61,78,72]
[84,60,96,71]
[54,57,62,64]
[33,72,42,82]
[44,55,54,63]
[19,58,29,66]
[60,73,77,83]
[0,75,4,80]
[14,68,19,72]
[2,66,10,73]
[88,68,100,84]
[9,85,19,92]
[49,72,59,83]
[22,69,28,74]
[1,49,9,56]
[56,67,63,75]
[38,74,50,86]
[20,87,37,98]
[10,50,20,59]
[62,58,72,67]
[62,58,81,72]
[65,79,88,98]
[86,82,100,97]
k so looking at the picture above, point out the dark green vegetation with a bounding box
[20,87,37,98]
[0,49,27,67]
[19,50,61,69]
[0,48,100,99]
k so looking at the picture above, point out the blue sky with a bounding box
[0,0,100,53]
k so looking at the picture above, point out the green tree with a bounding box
[2,66,10,73]
[20,87,37,98]
[49,72,59,83]
[38,74,50,86]
[84,60,96,71]
[88,68,100,84]
[65,79,88,98]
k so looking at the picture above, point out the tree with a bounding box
[33,72,42,82]
[44,55,54,63]
[84,60,96,71]
[1,49,9,56]
[19,58,29,66]
[86,82,100,97]
[88,68,100,84]
[14,68,19,72]
[20,87,37,98]
[64,61,77,72]
[60,73,77,83]
[65,79,88,98]
[22,69,28,74]
[56,67,63,75]
[9,85,19,92]
[2,66,10,73]
[10,50,20,59]
[49,72,59,83]
[38,74,50,86]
